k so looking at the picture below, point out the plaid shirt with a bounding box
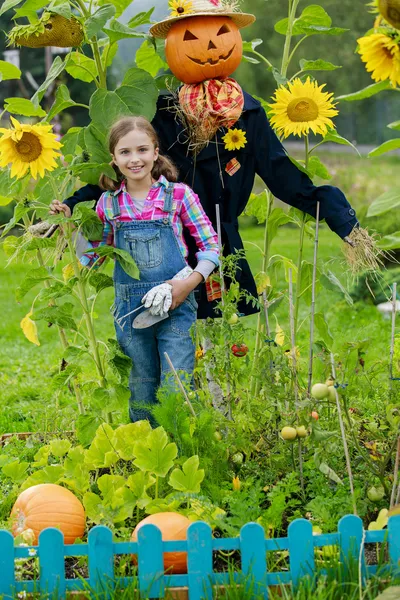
[81,175,219,268]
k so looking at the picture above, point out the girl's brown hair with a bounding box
[99,116,178,191]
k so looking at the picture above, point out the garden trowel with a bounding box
[132,309,169,329]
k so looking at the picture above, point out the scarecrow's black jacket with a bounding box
[63,91,358,319]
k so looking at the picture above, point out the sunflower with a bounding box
[168,0,193,18]
[378,0,400,29]
[269,77,338,139]
[0,117,62,179]
[222,128,247,151]
[357,33,400,86]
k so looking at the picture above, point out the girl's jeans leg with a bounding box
[117,325,160,425]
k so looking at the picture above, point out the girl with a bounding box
[81,116,219,424]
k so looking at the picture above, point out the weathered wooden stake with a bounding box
[331,352,357,515]
[390,437,400,509]
[307,201,320,395]
[389,282,397,389]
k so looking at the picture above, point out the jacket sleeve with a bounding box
[253,108,358,238]
[63,184,102,214]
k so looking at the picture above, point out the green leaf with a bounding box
[59,127,82,155]
[33,304,78,330]
[84,123,111,164]
[76,413,102,447]
[0,196,13,206]
[103,19,146,44]
[320,130,361,156]
[85,4,116,39]
[135,39,168,78]
[314,312,333,348]
[307,155,331,180]
[49,439,71,457]
[168,455,205,494]
[98,0,133,18]
[1,203,32,237]
[378,232,400,251]
[89,80,157,130]
[46,85,78,122]
[244,189,270,224]
[368,139,400,158]
[318,461,343,484]
[114,421,152,460]
[298,261,313,305]
[84,423,119,468]
[319,270,353,305]
[336,81,391,102]
[89,272,114,293]
[13,0,48,17]
[83,491,105,523]
[133,426,178,477]
[0,60,21,81]
[47,0,71,18]
[241,55,260,65]
[90,244,140,279]
[275,5,346,36]
[31,56,64,105]
[69,162,116,186]
[300,58,341,71]
[33,446,49,467]
[121,67,160,95]
[0,0,23,16]
[39,281,72,302]
[242,38,263,52]
[62,446,91,495]
[126,471,155,508]
[388,120,400,131]
[100,39,118,69]
[72,201,104,240]
[4,97,45,117]
[2,460,29,483]
[65,52,97,83]
[20,465,65,491]
[106,339,132,384]
[98,473,126,503]
[15,267,52,302]
[127,7,154,28]
[367,189,400,217]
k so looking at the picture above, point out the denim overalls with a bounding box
[112,182,197,423]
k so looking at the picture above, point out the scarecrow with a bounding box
[62,0,362,318]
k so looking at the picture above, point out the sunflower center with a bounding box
[287,97,319,122]
[15,132,42,163]
[231,134,239,143]
[177,6,185,13]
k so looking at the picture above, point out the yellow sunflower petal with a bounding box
[269,77,338,139]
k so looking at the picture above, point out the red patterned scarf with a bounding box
[178,78,244,148]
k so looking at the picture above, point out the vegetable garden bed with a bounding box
[1,515,400,599]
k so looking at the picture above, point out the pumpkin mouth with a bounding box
[187,44,236,66]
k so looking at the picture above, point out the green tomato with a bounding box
[227,313,239,325]
[367,486,385,502]
[281,426,297,441]
[214,431,222,441]
[311,383,329,400]
[296,425,308,438]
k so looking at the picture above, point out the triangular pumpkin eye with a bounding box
[184,29,198,41]
[217,23,230,35]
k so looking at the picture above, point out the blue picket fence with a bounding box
[1,515,400,599]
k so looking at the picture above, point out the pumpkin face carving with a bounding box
[165,15,243,84]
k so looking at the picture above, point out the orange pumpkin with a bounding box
[11,483,85,544]
[131,512,191,574]
[165,15,243,84]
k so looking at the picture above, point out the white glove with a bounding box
[142,283,173,316]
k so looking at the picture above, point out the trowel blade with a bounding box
[133,309,169,329]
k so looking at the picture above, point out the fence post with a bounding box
[338,515,365,581]
[39,528,66,599]
[240,523,268,598]
[388,515,400,566]
[137,524,164,599]
[288,519,314,590]
[187,521,213,600]
[88,526,114,598]
[0,530,14,599]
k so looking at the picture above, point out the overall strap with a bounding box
[111,192,121,218]
[162,181,174,213]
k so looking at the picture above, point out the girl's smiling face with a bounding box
[113,129,159,188]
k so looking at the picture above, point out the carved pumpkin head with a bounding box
[165,15,243,84]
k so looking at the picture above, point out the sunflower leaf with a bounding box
[85,3,116,39]
[31,56,65,105]
[135,39,168,77]
[46,85,78,122]
[4,97,46,117]
[0,60,21,81]
[300,59,341,71]
[368,139,400,158]
[336,81,391,101]
[367,189,400,217]
[127,7,154,28]
[103,19,146,43]
[65,52,97,83]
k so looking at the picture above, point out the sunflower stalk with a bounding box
[22,212,85,415]
[281,0,301,77]
[250,190,273,397]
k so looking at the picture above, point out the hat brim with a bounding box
[149,12,256,39]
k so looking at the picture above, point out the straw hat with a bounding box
[149,0,256,39]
